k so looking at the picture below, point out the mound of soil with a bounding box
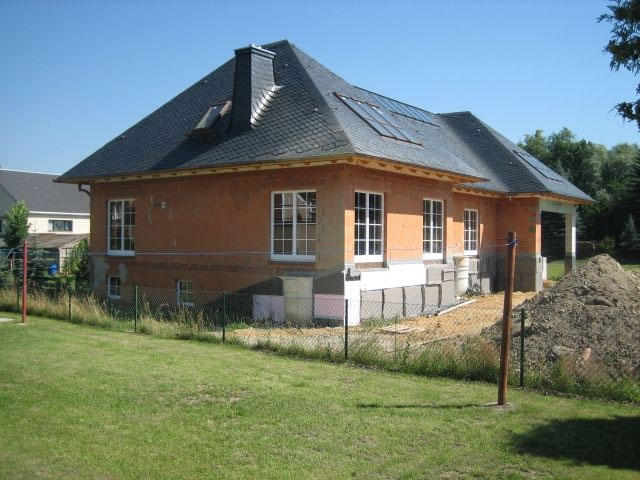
[488,255,640,378]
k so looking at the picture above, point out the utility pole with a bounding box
[498,231,517,406]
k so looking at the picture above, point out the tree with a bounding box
[619,214,639,252]
[599,0,640,129]
[2,201,29,249]
[63,238,90,287]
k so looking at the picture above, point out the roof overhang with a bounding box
[56,154,487,186]
[453,185,593,205]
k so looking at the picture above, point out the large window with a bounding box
[423,199,443,259]
[271,191,316,261]
[108,200,135,255]
[107,276,121,299]
[464,209,478,255]
[355,192,383,260]
[176,280,194,307]
[48,219,73,232]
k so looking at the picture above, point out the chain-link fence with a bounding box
[0,281,524,383]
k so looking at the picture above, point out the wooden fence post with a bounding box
[498,232,517,405]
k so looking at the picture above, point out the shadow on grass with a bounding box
[357,402,488,410]
[512,416,640,471]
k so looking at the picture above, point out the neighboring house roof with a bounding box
[59,40,591,203]
[0,169,90,214]
[27,233,88,250]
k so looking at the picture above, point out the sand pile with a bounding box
[490,255,640,378]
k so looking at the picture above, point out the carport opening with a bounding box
[541,211,567,279]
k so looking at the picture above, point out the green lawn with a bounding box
[0,314,638,480]
[546,258,640,281]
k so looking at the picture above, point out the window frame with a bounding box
[107,276,121,299]
[463,208,479,256]
[270,190,316,263]
[354,190,384,263]
[107,199,135,257]
[48,219,73,232]
[422,198,444,260]
[176,280,194,307]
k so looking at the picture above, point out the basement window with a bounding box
[336,94,422,145]
[107,276,121,299]
[423,199,444,259]
[464,209,478,255]
[176,280,194,307]
[271,191,316,262]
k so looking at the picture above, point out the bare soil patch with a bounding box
[489,255,640,378]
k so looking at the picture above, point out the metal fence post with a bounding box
[68,282,72,322]
[134,285,139,333]
[344,298,349,361]
[222,291,226,342]
[520,309,525,388]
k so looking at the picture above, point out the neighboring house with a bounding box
[58,40,591,324]
[0,169,90,269]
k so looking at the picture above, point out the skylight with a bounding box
[336,94,422,145]
[192,100,231,133]
[515,151,564,182]
[360,89,438,126]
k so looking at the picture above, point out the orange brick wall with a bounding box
[90,163,543,293]
[343,165,453,264]
[90,165,347,291]
[449,193,499,257]
[495,198,541,255]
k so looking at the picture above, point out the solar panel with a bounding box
[337,94,422,145]
[515,151,564,182]
[357,89,438,126]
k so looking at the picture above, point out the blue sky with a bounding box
[0,0,637,174]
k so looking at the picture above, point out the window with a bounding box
[464,209,478,255]
[108,200,135,255]
[176,280,194,307]
[336,94,422,145]
[107,276,121,299]
[271,191,316,261]
[355,192,383,260]
[48,219,73,232]
[514,151,564,182]
[423,199,444,259]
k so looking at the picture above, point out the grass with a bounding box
[546,258,640,281]
[0,314,639,479]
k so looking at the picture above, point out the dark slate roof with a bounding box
[60,40,590,202]
[0,170,89,213]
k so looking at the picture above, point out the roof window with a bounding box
[514,151,564,182]
[191,100,231,135]
[336,94,422,145]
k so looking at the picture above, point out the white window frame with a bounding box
[270,190,316,263]
[354,191,384,263]
[107,276,121,299]
[463,208,479,256]
[176,280,194,307]
[107,199,135,257]
[423,198,444,260]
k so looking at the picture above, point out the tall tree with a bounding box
[599,0,640,129]
[2,201,29,249]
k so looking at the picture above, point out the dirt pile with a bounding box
[492,255,640,378]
